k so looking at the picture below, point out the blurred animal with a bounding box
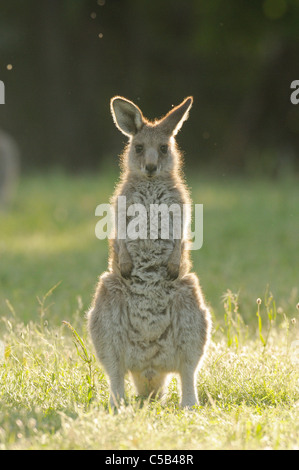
[88,96,211,408]
[0,129,20,208]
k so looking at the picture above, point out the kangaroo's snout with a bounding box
[145,163,157,176]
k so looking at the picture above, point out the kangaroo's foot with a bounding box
[179,367,198,409]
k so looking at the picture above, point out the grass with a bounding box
[0,170,298,450]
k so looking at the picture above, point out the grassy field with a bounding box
[0,170,298,450]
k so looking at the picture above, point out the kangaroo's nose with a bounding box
[145,163,157,175]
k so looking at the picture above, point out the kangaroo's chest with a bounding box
[123,182,182,242]
[115,180,184,281]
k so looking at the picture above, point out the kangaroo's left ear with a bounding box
[110,96,144,137]
[159,97,193,136]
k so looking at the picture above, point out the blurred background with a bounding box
[1,0,299,176]
[0,0,299,325]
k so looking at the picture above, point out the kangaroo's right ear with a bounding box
[110,96,144,137]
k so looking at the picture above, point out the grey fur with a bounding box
[88,96,211,408]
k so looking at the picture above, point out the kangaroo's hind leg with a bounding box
[107,365,126,408]
[87,272,127,407]
[179,364,199,408]
[171,273,212,408]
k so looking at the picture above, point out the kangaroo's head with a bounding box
[110,96,193,178]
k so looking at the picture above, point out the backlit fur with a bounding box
[88,96,211,408]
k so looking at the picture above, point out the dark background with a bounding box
[1,0,299,176]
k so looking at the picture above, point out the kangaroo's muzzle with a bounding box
[145,163,157,176]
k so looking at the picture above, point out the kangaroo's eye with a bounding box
[160,145,168,154]
[135,144,144,154]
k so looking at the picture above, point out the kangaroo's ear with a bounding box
[110,96,144,137]
[159,97,193,136]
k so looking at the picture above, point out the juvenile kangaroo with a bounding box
[88,96,211,408]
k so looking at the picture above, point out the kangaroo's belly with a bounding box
[122,282,177,371]
[126,238,174,281]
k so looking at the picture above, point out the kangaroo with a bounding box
[88,96,211,408]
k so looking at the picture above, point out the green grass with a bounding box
[0,170,298,449]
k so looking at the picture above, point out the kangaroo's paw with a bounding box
[120,261,133,279]
[167,262,180,280]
